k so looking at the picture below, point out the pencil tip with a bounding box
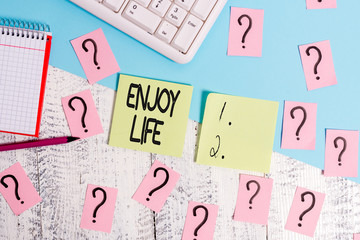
[67,136,80,142]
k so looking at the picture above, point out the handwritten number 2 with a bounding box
[210,135,220,157]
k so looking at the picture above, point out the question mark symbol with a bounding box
[290,106,307,141]
[68,96,88,133]
[82,38,100,70]
[92,187,107,223]
[238,14,252,49]
[192,205,208,240]
[246,180,260,209]
[298,191,315,227]
[146,167,169,201]
[305,46,322,80]
[334,136,347,166]
[1,175,24,204]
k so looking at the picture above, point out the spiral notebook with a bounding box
[0,18,52,137]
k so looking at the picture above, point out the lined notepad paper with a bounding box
[0,20,51,136]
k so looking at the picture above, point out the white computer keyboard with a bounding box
[69,0,227,63]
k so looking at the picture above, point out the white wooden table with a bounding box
[0,66,359,239]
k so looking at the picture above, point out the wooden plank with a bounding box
[268,152,360,239]
[35,67,155,239]
[154,120,266,239]
[2,65,360,239]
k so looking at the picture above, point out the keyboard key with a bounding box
[191,0,217,20]
[123,1,162,33]
[136,0,152,7]
[103,0,125,12]
[149,0,172,17]
[165,4,187,27]
[172,14,203,52]
[156,21,178,43]
[174,0,195,11]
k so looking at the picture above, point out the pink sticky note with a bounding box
[80,184,118,233]
[181,201,219,240]
[281,101,317,150]
[233,174,273,225]
[0,162,41,215]
[324,129,359,177]
[132,160,180,212]
[228,7,264,57]
[70,28,120,84]
[354,233,360,240]
[62,89,104,139]
[285,187,325,237]
[306,0,337,9]
[299,40,337,91]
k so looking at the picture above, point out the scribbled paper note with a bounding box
[0,162,41,215]
[285,187,325,237]
[109,74,193,157]
[132,160,180,212]
[281,101,317,150]
[181,201,219,240]
[70,28,120,84]
[196,93,278,173]
[228,7,264,57]
[324,129,359,177]
[62,89,104,139]
[299,40,337,90]
[80,184,118,233]
[306,0,336,9]
[234,174,273,225]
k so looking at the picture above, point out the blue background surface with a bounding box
[2,0,360,182]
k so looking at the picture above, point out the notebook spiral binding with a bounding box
[0,17,50,40]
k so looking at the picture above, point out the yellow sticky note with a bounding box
[196,93,279,173]
[109,74,193,157]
